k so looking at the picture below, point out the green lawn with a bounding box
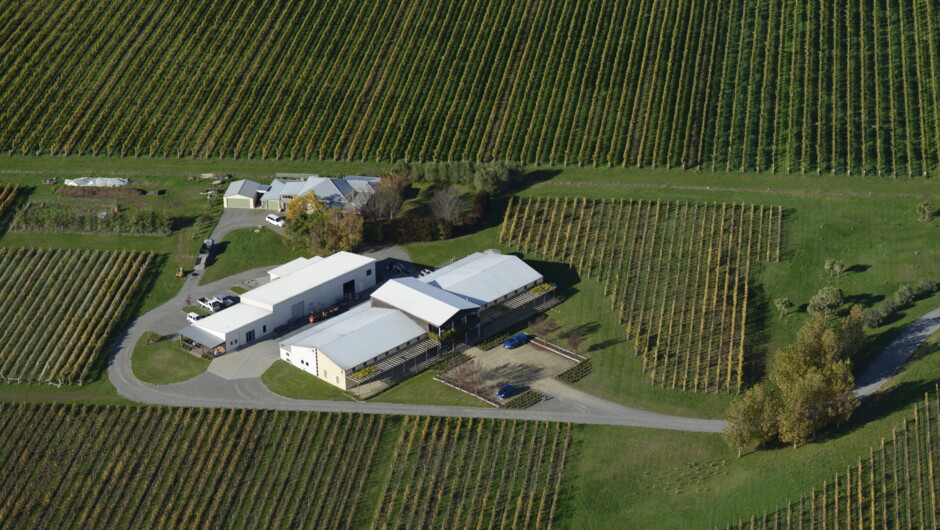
[131,333,210,385]
[370,370,493,408]
[199,227,308,284]
[230,285,249,295]
[261,360,353,401]
[182,305,209,317]
[565,325,940,527]
[0,377,134,406]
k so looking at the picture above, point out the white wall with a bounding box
[267,265,376,325]
[316,350,350,390]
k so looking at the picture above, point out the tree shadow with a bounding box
[777,207,797,262]
[204,241,229,267]
[743,282,773,386]
[587,338,624,352]
[843,292,884,308]
[169,215,197,231]
[481,363,546,387]
[845,264,871,275]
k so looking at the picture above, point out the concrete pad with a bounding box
[465,342,576,393]
[208,342,280,380]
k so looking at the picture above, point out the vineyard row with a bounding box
[500,196,782,393]
[0,247,152,385]
[0,0,937,176]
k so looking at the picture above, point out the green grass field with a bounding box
[260,360,353,401]
[370,370,493,408]
[199,226,308,285]
[131,333,210,385]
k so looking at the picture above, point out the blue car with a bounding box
[497,384,516,399]
[502,333,530,349]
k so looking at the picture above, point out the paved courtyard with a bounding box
[465,342,576,393]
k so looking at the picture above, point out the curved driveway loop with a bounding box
[109,211,940,432]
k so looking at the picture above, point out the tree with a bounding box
[430,185,469,225]
[824,259,845,278]
[831,260,845,278]
[286,194,363,254]
[723,384,780,455]
[774,298,794,318]
[894,284,914,306]
[361,176,407,220]
[807,286,843,316]
[917,201,932,223]
[723,309,863,451]
[916,278,938,294]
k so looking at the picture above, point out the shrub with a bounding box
[862,308,883,329]
[894,284,915,306]
[916,278,938,294]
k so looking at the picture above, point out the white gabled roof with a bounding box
[282,305,426,371]
[371,277,478,327]
[180,325,225,347]
[192,304,271,336]
[420,253,542,306]
[224,179,261,198]
[267,256,323,280]
[243,251,375,309]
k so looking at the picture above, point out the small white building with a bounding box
[180,251,376,355]
[279,305,427,389]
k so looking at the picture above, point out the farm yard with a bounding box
[1,0,939,176]
[0,404,574,529]
[0,248,151,385]
[1,0,940,522]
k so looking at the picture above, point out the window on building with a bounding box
[246,330,255,343]
[336,376,339,384]
[366,268,372,276]
[263,325,267,333]
[323,369,328,378]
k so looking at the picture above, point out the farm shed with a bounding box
[277,252,545,389]
[222,179,261,209]
[181,251,376,355]
[419,252,544,308]
[371,277,480,333]
[279,305,427,390]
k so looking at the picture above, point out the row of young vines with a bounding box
[500,196,783,393]
[0,405,386,529]
[728,392,940,528]
[0,405,575,529]
[373,416,572,529]
[0,248,152,385]
[0,0,937,175]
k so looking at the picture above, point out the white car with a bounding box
[186,312,202,324]
[265,214,286,227]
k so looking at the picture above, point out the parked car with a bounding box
[502,333,530,349]
[199,238,214,254]
[197,297,222,312]
[186,312,202,324]
[265,213,286,227]
[496,384,516,399]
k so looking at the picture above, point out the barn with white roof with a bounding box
[279,252,546,389]
[180,251,376,355]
